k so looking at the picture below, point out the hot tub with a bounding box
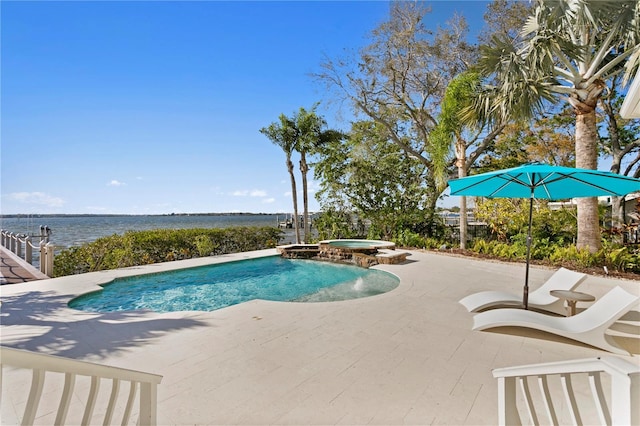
[321,239,395,250]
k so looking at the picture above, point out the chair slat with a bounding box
[519,376,539,425]
[560,373,582,425]
[82,375,100,425]
[589,372,611,426]
[538,375,559,426]
[23,369,45,426]
[55,372,76,425]
[104,378,120,426]
[121,381,138,426]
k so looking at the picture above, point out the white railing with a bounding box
[493,356,640,425]
[0,229,54,276]
[1,346,162,425]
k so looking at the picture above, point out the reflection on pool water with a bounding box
[69,256,400,313]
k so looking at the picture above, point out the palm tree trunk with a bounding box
[456,140,467,249]
[610,196,625,244]
[602,93,626,237]
[300,152,310,243]
[575,110,601,252]
[425,171,440,238]
[287,157,301,244]
[610,196,625,227]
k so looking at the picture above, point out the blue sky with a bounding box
[1,1,490,215]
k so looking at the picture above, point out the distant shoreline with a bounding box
[0,212,295,219]
[0,213,306,249]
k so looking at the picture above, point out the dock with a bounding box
[0,246,48,284]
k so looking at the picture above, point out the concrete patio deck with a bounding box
[1,249,638,424]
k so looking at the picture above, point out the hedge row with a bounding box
[392,229,640,274]
[53,226,283,277]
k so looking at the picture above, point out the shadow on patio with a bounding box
[0,290,209,360]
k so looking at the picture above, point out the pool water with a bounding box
[69,256,399,313]
[324,239,393,249]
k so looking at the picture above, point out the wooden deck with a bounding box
[0,246,48,284]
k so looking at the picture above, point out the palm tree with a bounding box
[472,0,640,252]
[294,106,332,243]
[294,107,320,243]
[432,71,504,249]
[260,115,301,244]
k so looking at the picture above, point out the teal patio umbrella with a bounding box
[448,163,640,309]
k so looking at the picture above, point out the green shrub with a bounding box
[484,241,526,260]
[474,198,578,244]
[472,239,490,254]
[313,209,363,240]
[54,226,283,277]
[467,236,640,275]
[547,245,597,269]
[394,229,426,248]
[423,237,444,250]
[194,234,217,257]
[530,238,556,260]
[598,242,640,273]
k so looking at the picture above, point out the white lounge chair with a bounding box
[459,267,587,314]
[471,286,639,355]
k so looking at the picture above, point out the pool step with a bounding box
[375,249,410,264]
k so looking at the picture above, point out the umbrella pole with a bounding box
[523,194,534,310]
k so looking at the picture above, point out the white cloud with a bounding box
[108,180,126,187]
[262,198,275,204]
[233,189,268,197]
[9,192,64,207]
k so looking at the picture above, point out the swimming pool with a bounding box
[69,256,400,313]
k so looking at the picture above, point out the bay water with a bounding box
[0,214,305,249]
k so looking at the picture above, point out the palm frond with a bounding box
[473,0,640,125]
[623,48,640,86]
